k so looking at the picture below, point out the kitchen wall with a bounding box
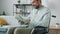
[0,0,1,14]
[0,0,60,26]
[44,0,60,26]
[0,0,31,16]
[0,0,17,16]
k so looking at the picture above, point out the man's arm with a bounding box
[34,12,51,27]
[40,12,51,27]
[25,11,33,24]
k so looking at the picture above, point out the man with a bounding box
[26,0,51,28]
[9,0,51,34]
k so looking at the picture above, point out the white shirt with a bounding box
[27,6,51,28]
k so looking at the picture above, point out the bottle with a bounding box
[17,0,20,3]
[3,11,6,15]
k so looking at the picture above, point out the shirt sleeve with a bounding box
[25,10,33,20]
[33,11,51,27]
[27,14,31,19]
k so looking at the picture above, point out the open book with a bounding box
[15,15,27,24]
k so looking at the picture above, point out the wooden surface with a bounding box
[49,26,60,29]
[49,26,60,34]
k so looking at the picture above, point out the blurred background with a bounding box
[0,0,60,27]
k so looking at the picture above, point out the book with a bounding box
[15,15,27,24]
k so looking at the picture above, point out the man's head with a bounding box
[31,0,42,9]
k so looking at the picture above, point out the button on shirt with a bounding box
[27,6,51,28]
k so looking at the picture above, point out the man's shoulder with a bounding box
[41,6,51,13]
[38,6,51,15]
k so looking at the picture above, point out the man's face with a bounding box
[32,0,41,8]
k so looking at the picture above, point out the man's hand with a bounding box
[26,19,30,24]
[18,20,24,25]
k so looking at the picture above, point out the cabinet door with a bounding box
[58,29,60,34]
[49,29,58,34]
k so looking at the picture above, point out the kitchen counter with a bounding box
[49,26,60,34]
[49,26,60,29]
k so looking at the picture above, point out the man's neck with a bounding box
[35,5,42,9]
